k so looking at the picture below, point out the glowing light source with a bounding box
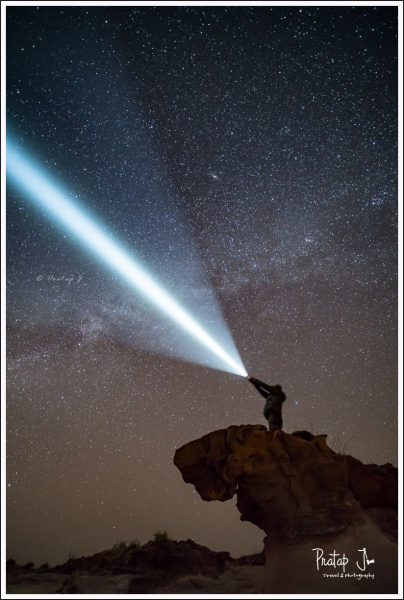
[7,139,247,377]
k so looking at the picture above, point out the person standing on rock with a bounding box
[248,377,286,431]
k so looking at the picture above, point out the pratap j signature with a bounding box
[312,547,375,573]
[36,274,83,285]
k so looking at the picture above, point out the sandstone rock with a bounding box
[174,426,398,593]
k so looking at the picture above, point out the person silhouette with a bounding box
[248,377,286,431]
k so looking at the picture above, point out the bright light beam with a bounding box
[7,139,247,378]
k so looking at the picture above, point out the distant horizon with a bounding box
[6,532,266,568]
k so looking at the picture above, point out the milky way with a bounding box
[6,5,397,565]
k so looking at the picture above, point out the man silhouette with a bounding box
[249,377,286,431]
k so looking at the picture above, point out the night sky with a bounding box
[6,5,397,566]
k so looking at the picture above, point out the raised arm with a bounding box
[248,377,272,398]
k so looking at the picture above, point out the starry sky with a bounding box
[6,4,398,566]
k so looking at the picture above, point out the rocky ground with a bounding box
[6,540,265,594]
[7,566,265,594]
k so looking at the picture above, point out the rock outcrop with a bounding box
[54,538,230,592]
[7,539,263,594]
[174,426,398,593]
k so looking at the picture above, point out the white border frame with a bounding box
[1,1,402,599]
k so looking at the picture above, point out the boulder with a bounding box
[174,426,398,593]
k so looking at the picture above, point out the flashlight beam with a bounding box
[7,140,247,377]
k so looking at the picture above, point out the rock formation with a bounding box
[7,539,262,594]
[174,426,397,593]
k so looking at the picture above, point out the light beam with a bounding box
[6,138,247,377]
